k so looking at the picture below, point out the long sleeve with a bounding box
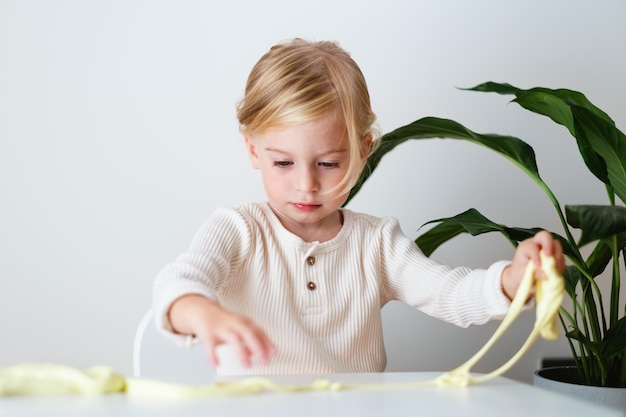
[152,207,252,345]
[357,214,513,327]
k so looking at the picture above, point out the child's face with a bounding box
[245,112,353,239]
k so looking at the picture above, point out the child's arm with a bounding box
[168,294,277,368]
[500,230,565,301]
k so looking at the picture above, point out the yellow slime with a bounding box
[0,253,564,397]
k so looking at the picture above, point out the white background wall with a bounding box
[1,0,625,384]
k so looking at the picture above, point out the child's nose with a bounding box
[296,166,319,192]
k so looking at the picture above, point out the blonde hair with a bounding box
[236,38,379,194]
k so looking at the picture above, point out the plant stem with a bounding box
[610,235,620,327]
[532,176,584,265]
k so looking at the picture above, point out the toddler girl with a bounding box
[153,38,564,375]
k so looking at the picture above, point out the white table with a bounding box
[0,372,623,417]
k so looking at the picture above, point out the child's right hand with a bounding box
[168,294,277,368]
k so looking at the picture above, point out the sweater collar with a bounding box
[259,201,353,253]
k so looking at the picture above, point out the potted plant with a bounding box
[345,82,626,402]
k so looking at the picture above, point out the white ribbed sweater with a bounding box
[153,202,511,375]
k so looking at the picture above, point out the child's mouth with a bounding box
[293,203,320,212]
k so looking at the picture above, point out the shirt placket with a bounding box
[302,246,322,316]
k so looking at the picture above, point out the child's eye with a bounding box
[319,161,340,168]
[273,161,293,168]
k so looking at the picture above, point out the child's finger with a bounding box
[203,337,220,367]
[241,329,276,365]
[533,230,556,254]
[227,334,253,367]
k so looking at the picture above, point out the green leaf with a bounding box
[345,117,540,205]
[462,82,522,95]
[566,205,626,247]
[464,82,614,129]
[415,208,540,257]
[413,207,576,259]
[583,233,626,283]
[566,327,600,351]
[570,105,626,205]
[603,316,626,359]
[585,241,612,279]
[413,221,469,257]
[464,82,614,185]
[562,266,582,301]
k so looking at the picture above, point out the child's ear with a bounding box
[360,133,373,160]
[244,135,261,169]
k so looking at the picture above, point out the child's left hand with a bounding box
[501,230,565,301]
